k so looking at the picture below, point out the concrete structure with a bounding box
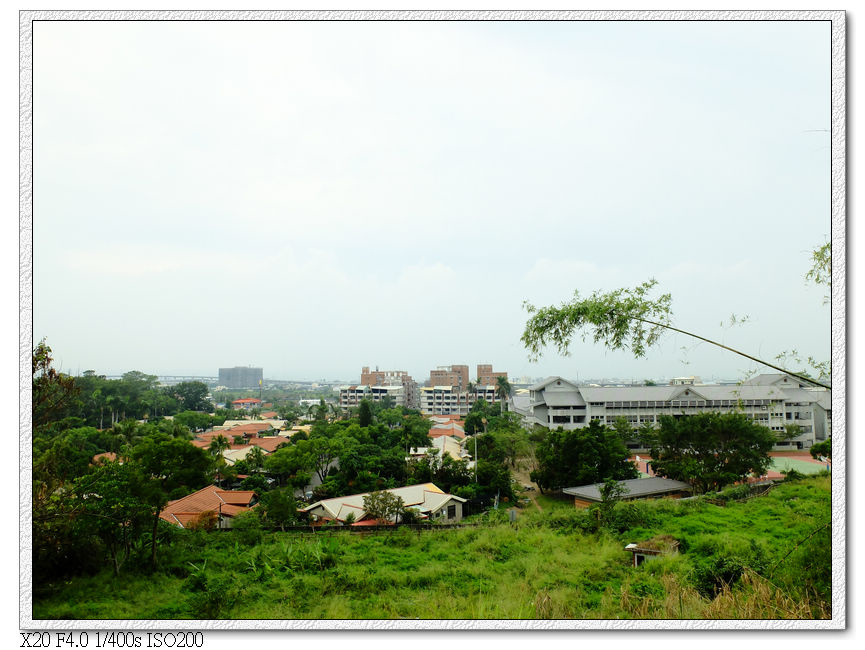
[419,384,498,416]
[564,477,693,508]
[339,384,408,409]
[299,483,467,525]
[429,364,470,390]
[516,374,831,450]
[360,366,419,408]
[477,364,508,387]
[218,366,263,389]
[624,536,680,567]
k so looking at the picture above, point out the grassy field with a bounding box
[33,475,831,620]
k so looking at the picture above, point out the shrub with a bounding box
[230,510,263,545]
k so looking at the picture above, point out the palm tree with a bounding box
[466,381,476,413]
[208,435,231,485]
[495,376,512,415]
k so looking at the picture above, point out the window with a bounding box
[447,505,456,519]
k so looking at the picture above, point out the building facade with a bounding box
[339,384,408,409]
[419,385,498,416]
[516,374,831,451]
[429,364,470,390]
[477,364,508,387]
[359,366,419,408]
[218,366,263,389]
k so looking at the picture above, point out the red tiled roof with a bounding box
[244,436,286,453]
[232,399,262,404]
[92,452,117,464]
[350,519,396,527]
[260,411,278,418]
[160,485,256,526]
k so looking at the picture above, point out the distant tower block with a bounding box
[218,366,263,389]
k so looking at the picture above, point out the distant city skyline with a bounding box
[33,20,831,385]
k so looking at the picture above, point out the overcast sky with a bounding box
[32,19,832,383]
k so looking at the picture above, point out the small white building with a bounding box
[299,483,467,525]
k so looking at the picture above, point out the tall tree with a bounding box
[358,399,373,427]
[131,435,213,568]
[641,412,776,494]
[167,381,212,412]
[530,420,638,492]
[32,339,80,433]
[495,376,512,414]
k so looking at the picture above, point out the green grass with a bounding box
[33,475,831,620]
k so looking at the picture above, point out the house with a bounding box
[159,485,257,529]
[215,419,286,431]
[91,452,118,465]
[429,421,466,440]
[408,434,466,463]
[299,483,467,525]
[231,398,262,411]
[563,477,693,508]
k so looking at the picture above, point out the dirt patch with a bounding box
[511,459,543,512]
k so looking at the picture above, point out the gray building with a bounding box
[514,373,831,451]
[218,366,264,389]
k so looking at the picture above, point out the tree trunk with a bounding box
[151,510,160,569]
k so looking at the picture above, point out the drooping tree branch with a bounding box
[521,279,830,390]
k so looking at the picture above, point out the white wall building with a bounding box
[418,385,499,416]
[515,374,831,451]
[339,384,407,409]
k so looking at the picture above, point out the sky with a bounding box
[31,19,833,383]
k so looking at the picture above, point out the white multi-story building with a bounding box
[514,374,831,451]
[339,384,407,409]
[419,385,499,416]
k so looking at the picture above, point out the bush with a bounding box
[230,510,263,545]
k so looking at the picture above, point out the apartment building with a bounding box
[419,385,498,416]
[515,374,831,451]
[339,384,408,409]
[358,366,419,408]
[218,366,263,389]
[429,365,470,390]
[477,364,508,387]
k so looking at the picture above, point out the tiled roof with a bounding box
[300,483,465,522]
[160,485,256,526]
[232,398,262,404]
[92,452,117,464]
[244,436,287,452]
[563,477,692,502]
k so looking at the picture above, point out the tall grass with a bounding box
[34,476,831,620]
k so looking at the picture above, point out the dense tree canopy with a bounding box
[530,420,638,492]
[641,412,776,494]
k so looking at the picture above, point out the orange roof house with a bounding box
[159,485,257,529]
[91,452,118,465]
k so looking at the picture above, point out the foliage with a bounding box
[810,438,831,460]
[530,420,638,492]
[805,241,831,302]
[33,476,830,620]
[358,399,373,427]
[230,510,264,545]
[642,412,776,494]
[166,382,212,413]
[258,489,298,531]
[522,279,672,361]
[521,279,830,389]
[362,490,405,524]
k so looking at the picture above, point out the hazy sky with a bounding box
[32,19,832,383]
